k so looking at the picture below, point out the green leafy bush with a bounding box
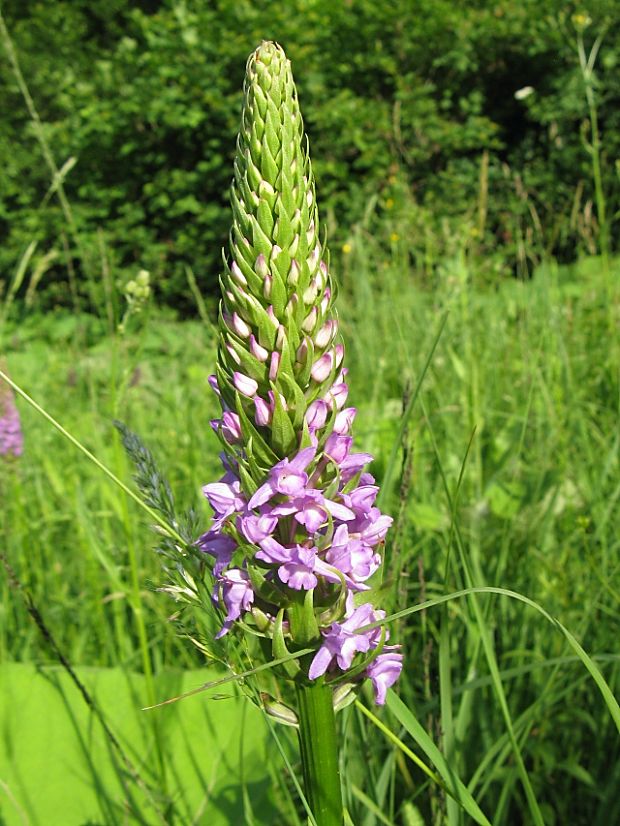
[1,0,619,309]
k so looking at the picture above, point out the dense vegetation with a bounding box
[1,0,619,309]
[1,4,619,826]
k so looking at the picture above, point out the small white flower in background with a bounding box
[515,86,534,101]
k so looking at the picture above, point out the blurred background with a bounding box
[1,2,619,825]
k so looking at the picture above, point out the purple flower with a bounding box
[271,489,354,534]
[197,530,236,576]
[215,568,254,637]
[278,546,318,590]
[308,603,384,679]
[339,452,374,482]
[239,511,278,544]
[366,649,403,705]
[343,485,379,514]
[353,508,393,546]
[256,537,318,590]
[325,524,381,582]
[324,433,352,464]
[0,388,23,458]
[248,447,316,507]
[210,411,242,444]
[202,478,246,530]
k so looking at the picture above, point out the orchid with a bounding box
[191,40,403,825]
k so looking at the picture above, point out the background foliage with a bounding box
[1,0,619,309]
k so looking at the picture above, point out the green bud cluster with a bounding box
[215,42,342,469]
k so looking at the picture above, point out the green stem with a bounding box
[296,681,343,826]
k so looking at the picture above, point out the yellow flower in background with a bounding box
[342,242,352,254]
[572,12,592,30]
[390,232,399,242]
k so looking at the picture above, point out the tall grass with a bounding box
[2,244,619,823]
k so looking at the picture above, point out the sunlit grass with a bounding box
[1,253,619,824]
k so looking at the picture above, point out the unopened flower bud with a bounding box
[315,320,335,349]
[263,274,273,299]
[269,351,281,381]
[305,399,329,431]
[288,259,301,286]
[233,372,258,397]
[286,293,299,315]
[296,338,309,364]
[311,352,333,383]
[276,324,287,350]
[267,306,279,328]
[226,344,242,365]
[333,407,356,434]
[249,334,269,362]
[254,396,272,426]
[256,254,269,279]
[231,312,251,338]
[302,307,318,333]
[320,288,331,315]
[303,279,319,305]
[208,374,221,397]
[231,261,248,286]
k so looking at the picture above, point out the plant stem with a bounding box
[295,681,343,826]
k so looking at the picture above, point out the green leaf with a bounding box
[385,693,492,826]
[0,663,272,826]
[270,387,297,456]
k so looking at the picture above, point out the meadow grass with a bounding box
[1,250,619,825]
